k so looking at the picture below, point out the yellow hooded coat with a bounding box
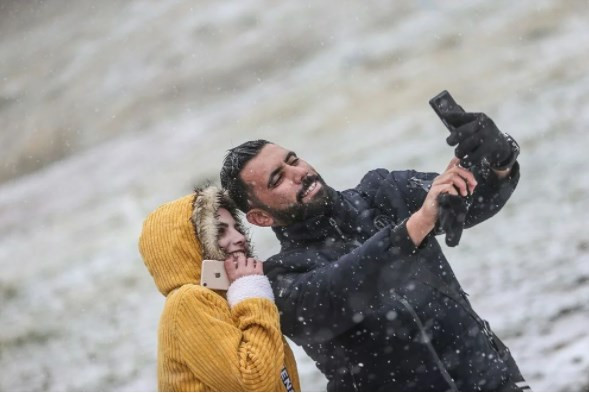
[139,187,300,391]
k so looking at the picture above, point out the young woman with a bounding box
[139,186,300,391]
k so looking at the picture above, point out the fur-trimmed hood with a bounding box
[192,186,251,261]
[138,186,250,296]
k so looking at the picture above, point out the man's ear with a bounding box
[246,208,275,227]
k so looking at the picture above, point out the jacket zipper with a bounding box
[329,217,362,247]
[329,217,346,239]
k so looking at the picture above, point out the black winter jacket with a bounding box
[265,163,527,391]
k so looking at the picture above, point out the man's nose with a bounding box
[288,165,308,184]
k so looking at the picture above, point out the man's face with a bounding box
[240,144,332,226]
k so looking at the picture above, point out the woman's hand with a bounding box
[224,252,264,284]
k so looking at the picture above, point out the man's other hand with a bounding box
[407,158,477,246]
[444,112,515,169]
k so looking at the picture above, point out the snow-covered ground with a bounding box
[1,0,588,390]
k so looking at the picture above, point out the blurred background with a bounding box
[1,0,588,390]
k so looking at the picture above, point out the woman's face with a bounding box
[217,208,247,256]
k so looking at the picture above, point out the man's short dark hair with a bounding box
[220,139,271,212]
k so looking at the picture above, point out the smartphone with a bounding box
[429,90,471,247]
[200,260,230,290]
[429,90,465,132]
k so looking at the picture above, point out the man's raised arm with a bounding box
[265,220,418,345]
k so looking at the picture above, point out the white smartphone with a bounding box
[200,260,230,290]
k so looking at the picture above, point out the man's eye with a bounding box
[272,175,282,188]
[290,158,299,165]
[218,227,226,236]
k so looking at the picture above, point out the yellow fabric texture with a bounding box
[139,193,300,392]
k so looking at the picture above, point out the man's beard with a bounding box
[264,175,334,226]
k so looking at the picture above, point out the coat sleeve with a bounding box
[267,220,419,345]
[174,289,288,391]
[462,161,520,228]
[369,163,520,230]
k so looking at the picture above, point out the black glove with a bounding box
[437,193,468,247]
[443,112,519,169]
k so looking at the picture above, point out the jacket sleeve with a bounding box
[267,220,418,345]
[462,161,520,228]
[174,289,288,391]
[369,162,520,230]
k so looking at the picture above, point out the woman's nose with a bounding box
[232,230,246,246]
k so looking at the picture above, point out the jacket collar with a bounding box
[271,188,359,246]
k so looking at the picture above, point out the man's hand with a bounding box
[224,252,264,284]
[443,112,517,170]
[407,158,477,246]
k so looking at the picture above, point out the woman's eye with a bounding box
[290,158,299,165]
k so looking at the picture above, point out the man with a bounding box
[220,111,529,391]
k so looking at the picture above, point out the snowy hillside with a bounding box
[1,0,588,390]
